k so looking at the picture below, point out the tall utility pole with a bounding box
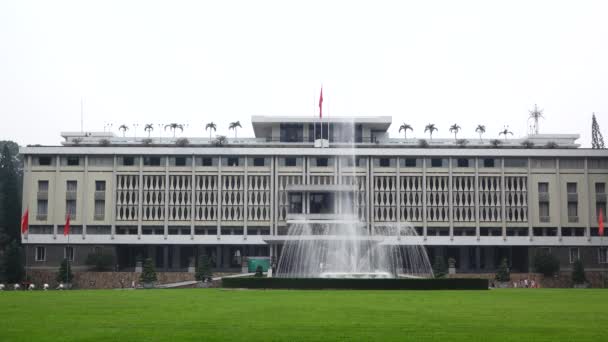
[592,113,606,149]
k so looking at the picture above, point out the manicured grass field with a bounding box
[1,289,606,341]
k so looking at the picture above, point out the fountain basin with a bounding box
[319,272,393,279]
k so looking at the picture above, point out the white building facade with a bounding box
[20,116,608,273]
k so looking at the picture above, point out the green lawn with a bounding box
[0,289,606,341]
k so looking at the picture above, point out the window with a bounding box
[253,158,265,167]
[569,248,580,263]
[38,156,52,166]
[504,158,527,167]
[64,246,74,262]
[38,180,49,192]
[35,246,46,261]
[457,159,469,168]
[280,123,304,142]
[122,157,135,166]
[226,157,239,167]
[533,158,555,169]
[316,158,329,167]
[589,158,608,169]
[560,159,584,169]
[538,182,549,194]
[95,181,106,191]
[94,246,102,255]
[567,182,577,194]
[539,202,550,221]
[599,248,608,264]
[379,158,390,167]
[285,158,297,167]
[94,200,105,220]
[483,158,495,168]
[66,200,77,218]
[143,156,161,166]
[596,183,606,194]
[66,156,80,166]
[430,158,443,167]
[175,157,187,166]
[567,202,578,220]
[288,193,303,214]
[36,200,48,218]
[201,158,213,166]
[404,158,417,167]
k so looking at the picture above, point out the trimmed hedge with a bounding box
[222,277,488,290]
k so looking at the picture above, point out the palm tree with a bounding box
[228,121,242,138]
[424,124,438,140]
[499,127,513,140]
[164,123,184,138]
[118,124,129,137]
[449,124,461,141]
[205,122,217,139]
[144,124,154,138]
[475,125,486,141]
[398,123,413,139]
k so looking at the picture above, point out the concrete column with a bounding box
[82,155,88,239]
[163,245,169,271]
[448,158,454,240]
[422,158,428,240]
[584,158,591,240]
[137,157,143,239]
[244,157,248,239]
[501,158,506,240]
[527,157,533,240]
[475,246,481,271]
[172,245,180,269]
[111,155,117,239]
[164,157,169,239]
[215,245,222,268]
[217,159,222,239]
[475,158,480,240]
[223,246,231,268]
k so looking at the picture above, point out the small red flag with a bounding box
[64,213,71,236]
[599,208,605,236]
[21,209,29,234]
[319,87,323,119]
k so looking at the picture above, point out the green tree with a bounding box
[140,258,157,283]
[0,142,22,244]
[56,258,74,284]
[229,121,242,138]
[1,240,24,283]
[475,125,486,141]
[495,258,510,282]
[195,255,213,282]
[571,259,586,284]
[432,256,447,278]
[533,251,560,276]
[424,124,438,140]
[399,123,413,139]
[205,122,217,139]
[449,124,461,141]
[254,265,264,277]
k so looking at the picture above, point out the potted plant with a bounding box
[195,255,213,287]
[140,258,157,289]
[495,258,510,288]
[56,258,74,289]
[448,257,457,275]
[572,259,589,288]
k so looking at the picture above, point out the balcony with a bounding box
[37,191,48,200]
[94,214,105,221]
[36,214,47,221]
[597,193,606,202]
[538,192,549,202]
[539,216,550,223]
[567,193,578,202]
[568,216,579,223]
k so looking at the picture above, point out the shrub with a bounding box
[432,256,447,278]
[2,240,24,283]
[176,138,190,147]
[495,258,510,282]
[533,251,560,276]
[98,139,111,146]
[255,265,264,277]
[56,258,74,284]
[140,258,158,283]
[456,139,469,147]
[142,138,153,145]
[213,135,227,146]
[544,141,559,149]
[521,140,535,148]
[417,139,429,148]
[490,139,502,148]
[195,255,213,282]
[85,253,115,271]
[71,138,83,145]
[571,259,586,284]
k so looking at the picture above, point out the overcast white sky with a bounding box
[1,0,607,146]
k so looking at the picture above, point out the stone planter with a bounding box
[142,282,155,289]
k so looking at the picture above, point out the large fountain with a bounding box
[274,121,433,279]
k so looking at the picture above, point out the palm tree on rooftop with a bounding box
[118,124,129,137]
[449,124,461,141]
[144,124,154,138]
[205,122,217,139]
[229,121,242,138]
[424,124,438,140]
[475,125,486,142]
[164,123,184,138]
[399,123,413,139]
[499,127,514,140]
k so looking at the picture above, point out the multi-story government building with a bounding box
[20,116,608,274]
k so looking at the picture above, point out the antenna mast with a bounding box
[80,97,84,133]
[528,104,544,135]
